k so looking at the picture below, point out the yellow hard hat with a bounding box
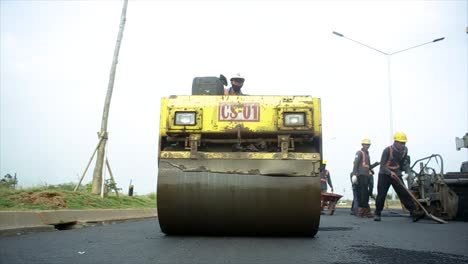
[394,131,408,143]
[322,160,327,165]
[361,138,371,145]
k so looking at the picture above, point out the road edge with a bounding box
[0,208,157,235]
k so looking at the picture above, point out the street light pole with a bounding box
[387,56,393,144]
[332,31,444,143]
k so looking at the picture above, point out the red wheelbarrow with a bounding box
[321,192,343,215]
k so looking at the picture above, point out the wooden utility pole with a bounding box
[91,0,128,194]
[74,137,104,191]
[106,158,120,197]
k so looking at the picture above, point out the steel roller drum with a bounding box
[157,161,321,236]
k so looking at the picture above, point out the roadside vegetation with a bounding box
[1,175,402,211]
[0,181,156,211]
[336,194,404,209]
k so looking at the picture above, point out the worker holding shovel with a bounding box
[374,132,424,222]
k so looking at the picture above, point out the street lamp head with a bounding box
[332,32,445,143]
[332,31,344,37]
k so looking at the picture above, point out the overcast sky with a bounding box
[1,1,467,198]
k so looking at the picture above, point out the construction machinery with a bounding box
[157,77,323,236]
[447,133,468,220]
[406,133,468,221]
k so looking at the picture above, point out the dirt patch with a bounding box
[12,191,68,209]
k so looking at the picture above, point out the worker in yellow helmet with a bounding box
[351,138,374,218]
[374,132,424,222]
[320,159,333,193]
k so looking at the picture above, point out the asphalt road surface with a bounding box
[1,209,467,264]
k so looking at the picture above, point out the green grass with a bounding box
[0,188,156,211]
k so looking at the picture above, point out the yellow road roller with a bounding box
[157,89,323,236]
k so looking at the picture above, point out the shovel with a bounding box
[394,175,448,224]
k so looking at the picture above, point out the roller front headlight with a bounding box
[175,112,196,126]
[284,113,305,126]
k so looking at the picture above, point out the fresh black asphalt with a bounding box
[0,209,467,264]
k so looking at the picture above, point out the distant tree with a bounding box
[0,174,18,190]
[104,179,121,197]
[85,183,93,193]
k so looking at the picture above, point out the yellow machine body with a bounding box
[157,95,323,236]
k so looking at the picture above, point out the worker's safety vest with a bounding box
[356,150,371,176]
[385,145,407,172]
[360,150,369,168]
[320,170,330,182]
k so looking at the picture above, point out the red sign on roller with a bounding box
[219,103,260,121]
